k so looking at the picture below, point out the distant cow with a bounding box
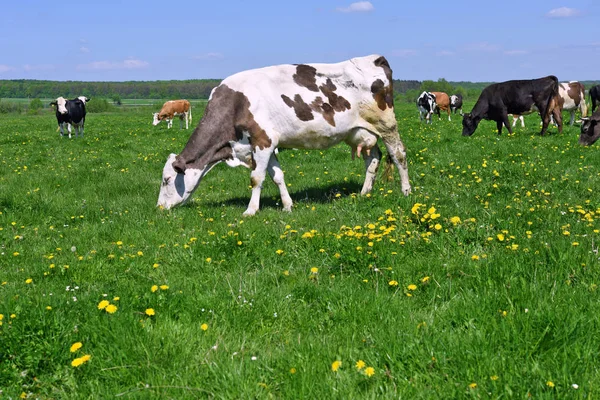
[590,85,600,113]
[450,94,463,115]
[417,91,436,123]
[558,81,587,125]
[431,92,451,121]
[462,76,562,136]
[157,55,411,216]
[153,100,192,129]
[579,109,600,146]
[50,96,89,138]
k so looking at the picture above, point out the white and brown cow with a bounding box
[558,81,587,125]
[152,100,192,129]
[157,55,411,216]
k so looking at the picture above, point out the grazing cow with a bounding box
[157,55,411,216]
[579,109,600,146]
[152,100,192,129]
[462,76,562,136]
[590,85,600,113]
[417,91,436,123]
[450,94,463,115]
[50,96,89,138]
[557,81,587,125]
[431,91,451,121]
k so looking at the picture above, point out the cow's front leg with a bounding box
[266,153,293,212]
[243,148,273,216]
[59,123,65,137]
[67,123,72,139]
[361,143,382,195]
[381,133,411,196]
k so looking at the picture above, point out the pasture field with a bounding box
[1,103,600,398]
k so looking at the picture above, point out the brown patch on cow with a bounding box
[174,84,272,173]
[372,56,394,110]
[371,79,388,111]
[293,65,319,92]
[281,94,315,122]
[567,82,582,105]
[319,79,351,112]
[310,96,335,126]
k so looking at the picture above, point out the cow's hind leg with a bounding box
[267,153,293,212]
[361,143,382,195]
[244,147,275,216]
[67,123,72,139]
[380,131,411,196]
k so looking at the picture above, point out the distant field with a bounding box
[1,103,600,398]
[0,98,209,108]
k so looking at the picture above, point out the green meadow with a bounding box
[1,102,600,398]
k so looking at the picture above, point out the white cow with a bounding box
[152,100,192,129]
[157,54,411,216]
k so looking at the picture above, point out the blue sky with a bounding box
[1,0,598,82]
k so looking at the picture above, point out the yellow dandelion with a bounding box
[450,216,461,225]
[105,304,117,314]
[137,251,143,256]
[407,284,417,291]
[201,323,208,331]
[113,297,120,301]
[421,276,430,283]
[497,233,505,241]
[25,278,32,284]
[331,360,342,372]
[275,249,284,255]
[290,367,297,374]
[145,308,155,316]
[205,257,212,263]
[364,367,375,377]
[70,342,83,353]
[490,375,499,381]
[471,255,480,261]
[160,285,169,290]
[310,267,319,274]
[151,285,158,293]
[434,223,442,230]
[97,300,109,310]
[71,354,91,367]
[389,280,399,287]
[152,263,160,268]
[116,241,123,246]
[547,381,555,388]
[46,306,52,310]
[355,360,366,370]
[469,382,477,389]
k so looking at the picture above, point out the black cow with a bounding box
[50,96,89,138]
[417,91,436,124]
[590,85,600,113]
[462,76,562,136]
[579,109,600,146]
[450,94,463,115]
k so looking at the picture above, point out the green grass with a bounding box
[1,102,600,398]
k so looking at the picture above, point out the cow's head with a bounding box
[462,113,479,136]
[50,97,68,114]
[157,153,203,209]
[152,113,161,126]
[579,114,600,146]
[78,96,90,104]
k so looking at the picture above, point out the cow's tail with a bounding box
[382,154,394,181]
[544,76,560,120]
[189,102,193,124]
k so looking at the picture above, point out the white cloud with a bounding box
[0,64,14,73]
[546,7,580,18]
[23,64,55,71]
[504,50,529,56]
[336,1,374,13]
[80,46,90,53]
[391,49,416,57]
[76,58,149,71]
[437,50,455,56]
[464,42,499,52]
[192,52,224,61]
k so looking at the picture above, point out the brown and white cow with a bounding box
[157,55,411,216]
[558,81,587,125]
[152,100,192,129]
[431,92,451,121]
[579,109,600,145]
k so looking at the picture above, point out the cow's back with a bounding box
[216,55,395,145]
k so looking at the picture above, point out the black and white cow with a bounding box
[462,76,562,136]
[417,91,436,124]
[579,109,600,146]
[590,85,600,113]
[157,55,411,216]
[450,94,463,115]
[50,96,89,138]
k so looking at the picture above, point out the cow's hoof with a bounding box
[242,209,257,217]
[402,187,412,196]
